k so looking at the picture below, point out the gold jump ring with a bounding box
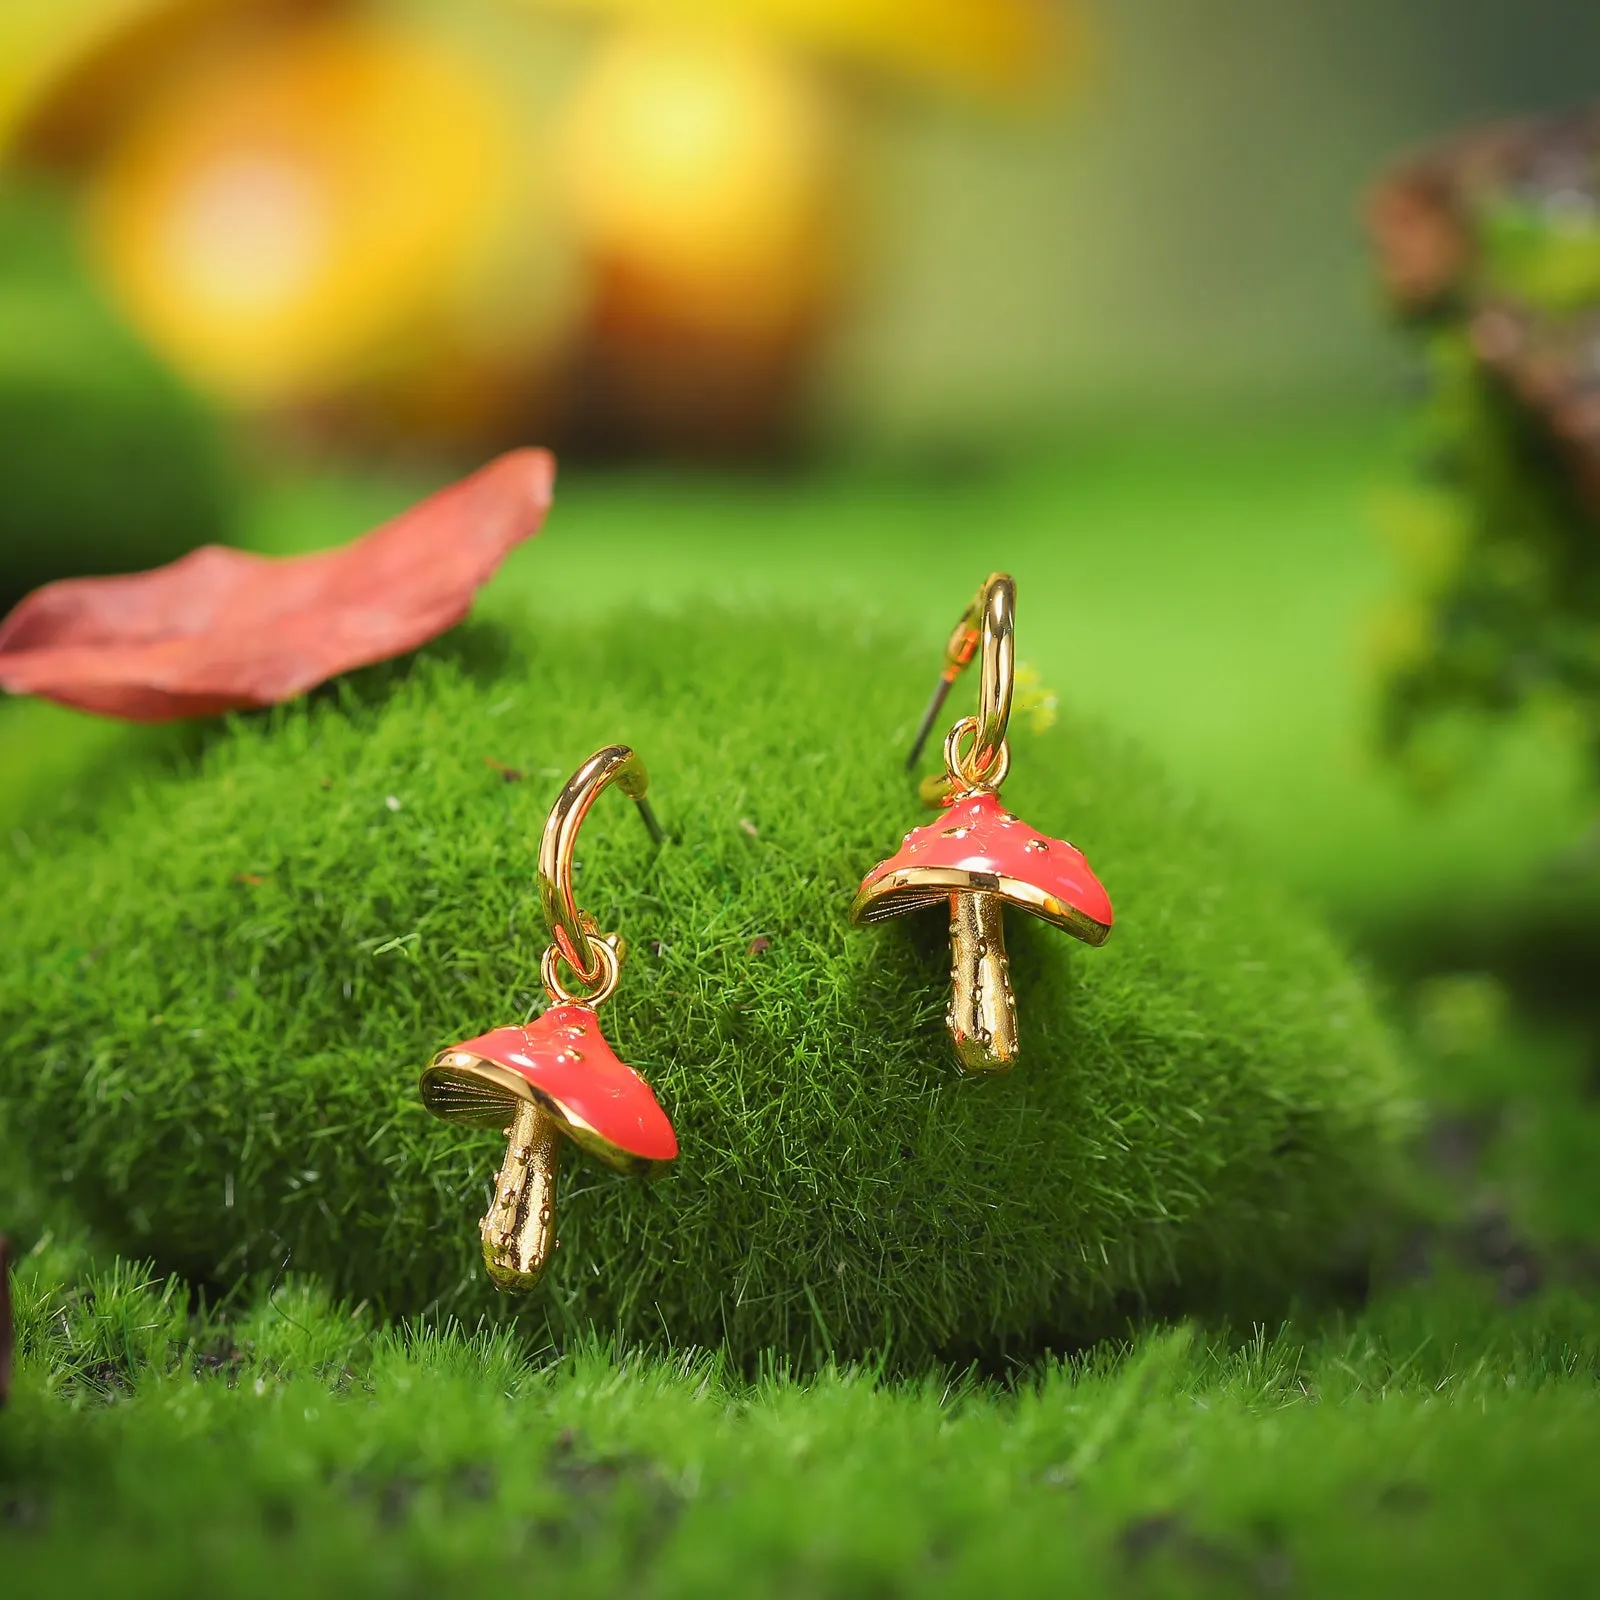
[944,715,1011,793]
[541,934,622,1007]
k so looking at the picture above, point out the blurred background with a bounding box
[3,0,1600,997]
[7,0,1598,454]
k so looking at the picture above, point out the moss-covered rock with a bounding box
[0,611,1412,1365]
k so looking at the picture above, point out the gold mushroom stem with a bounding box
[480,1100,562,1291]
[946,891,1019,1071]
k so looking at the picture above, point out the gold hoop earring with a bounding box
[420,745,676,1291]
[851,574,1114,1073]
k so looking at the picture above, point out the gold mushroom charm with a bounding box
[420,746,677,1290]
[851,574,1114,1071]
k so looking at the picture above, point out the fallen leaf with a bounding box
[0,449,555,721]
[233,873,266,887]
[747,935,772,956]
[485,757,525,782]
[738,818,759,837]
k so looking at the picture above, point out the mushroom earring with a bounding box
[420,745,678,1291]
[850,574,1114,1072]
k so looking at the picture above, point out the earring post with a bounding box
[905,667,959,771]
[905,573,1013,776]
[634,793,667,847]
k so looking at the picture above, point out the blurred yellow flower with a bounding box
[526,0,1083,102]
[86,17,583,432]
[0,0,164,154]
[562,28,841,339]
[1,0,316,164]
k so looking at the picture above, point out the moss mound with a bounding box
[0,611,1411,1365]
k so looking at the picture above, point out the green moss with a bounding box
[6,1253,1600,1598]
[0,610,1411,1365]
[1375,327,1600,800]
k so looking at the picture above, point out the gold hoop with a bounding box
[906,573,1015,805]
[535,744,663,996]
[944,716,1011,794]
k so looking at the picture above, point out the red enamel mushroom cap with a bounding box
[849,789,1113,945]
[420,1003,678,1173]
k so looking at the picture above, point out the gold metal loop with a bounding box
[905,574,1015,804]
[536,744,664,992]
[946,716,1012,792]
[541,932,622,1008]
[917,717,1012,807]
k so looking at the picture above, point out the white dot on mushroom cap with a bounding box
[1024,839,1049,853]
[941,826,972,840]
[509,1053,533,1068]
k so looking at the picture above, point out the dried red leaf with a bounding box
[0,449,555,721]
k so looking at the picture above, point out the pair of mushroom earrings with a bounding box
[420,573,1115,1291]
